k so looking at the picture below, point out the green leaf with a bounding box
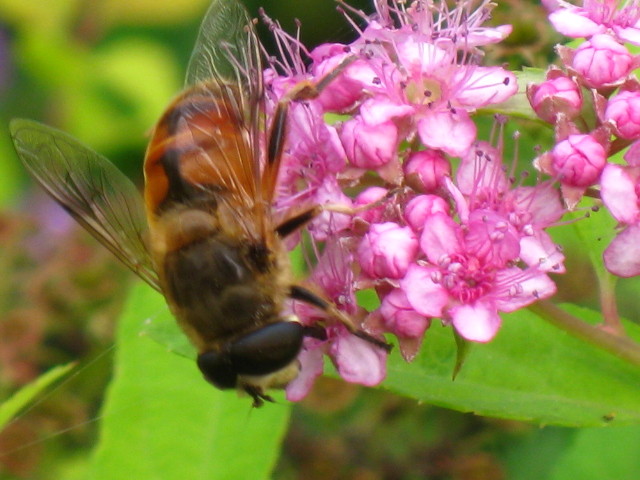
[97,0,210,26]
[502,427,577,480]
[140,305,195,359]
[0,133,23,206]
[568,203,617,279]
[550,425,640,479]
[482,67,546,120]
[382,304,640,427]
[89,283,291,480]
[0,362,76,431]
[142,275,640,427]
[68,39,181,152]
[452,331,471,380]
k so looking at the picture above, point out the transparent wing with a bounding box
[186,0,262,93]
[185,0,265,210]
[10,119,161,291]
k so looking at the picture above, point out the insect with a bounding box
[10,0,390,406]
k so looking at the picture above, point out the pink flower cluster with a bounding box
[262,0,566,400]
[530,0,640,277]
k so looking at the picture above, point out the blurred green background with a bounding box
[3,1,639,479]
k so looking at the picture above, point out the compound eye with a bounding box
[230,321,304,376]
[197,351,237,389]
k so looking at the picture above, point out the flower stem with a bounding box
[528,300,640,367]
[599,271,623,334]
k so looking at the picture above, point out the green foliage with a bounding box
[384,305,640,427]
[143,295,640,427]
[90,283,290,480]
[0,363,75,431]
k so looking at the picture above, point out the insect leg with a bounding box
[274,206,322,238]
[263,55,358,200]
[322,187,403,216]
[243,385,275,408]
[281,54,357,103]
[275,188,403,238]
[289,285,392,352]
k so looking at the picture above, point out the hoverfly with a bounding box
[10,0,390,406]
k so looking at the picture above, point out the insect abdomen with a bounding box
[163,233,278,348]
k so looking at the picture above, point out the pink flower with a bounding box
[604,89,640,139]
[452,140,566,271]
[417,109,478,157]
[287,237,388,400]
[404,149,451,192]
[571,34,635,88]
[353,187,389,225]
[366,0,512,50]
[274,103,347,211]
[343,0,516,158]
[551,134,607,187]
[307,179,353,241]
[527,72,583,123]
[378,288,430,361]
[624,140,640,166]
[286,346,324,402]
[330,332,387,385]
[358,222,419,279]
[310,43,369,112]
[505,185,566,272]
[601,164,640,276]
[464,209,521,267]
[455,142,565,226]
[603,224,640,277]
[340,114,399,170]
[456,142,510,199]
[549,0,640,45]
[380,289,430,339]
[404,194,451,231]
[400,213,557,342]
[601,163,640,224]
[286,328,387,401]
[260,0,551,401]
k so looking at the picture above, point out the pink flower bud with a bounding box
[604,90,640,139]
[528,75,582,123]
[403,150,451,192]
[358,222,418,279]
[340,116,398,169]
[551,134,606,187]
[404,195,450,231]
[572,34,634,88]
[380,289,430,338]
[354,187,389,225]
[311,44,369,112]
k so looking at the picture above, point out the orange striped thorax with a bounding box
[143,82,257,223]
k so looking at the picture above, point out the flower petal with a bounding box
[417,109,476,157]
[330,334,387,386]
[548,8,604,38]
[601,164,640,224]
[519,232,566,273]
[285,347,324,402]
[450,300,501,342]
[494,268,557,312]
[400,264,449,317]
[420,213,463,261]
[453,67,518,106]
[604,223,640,277]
